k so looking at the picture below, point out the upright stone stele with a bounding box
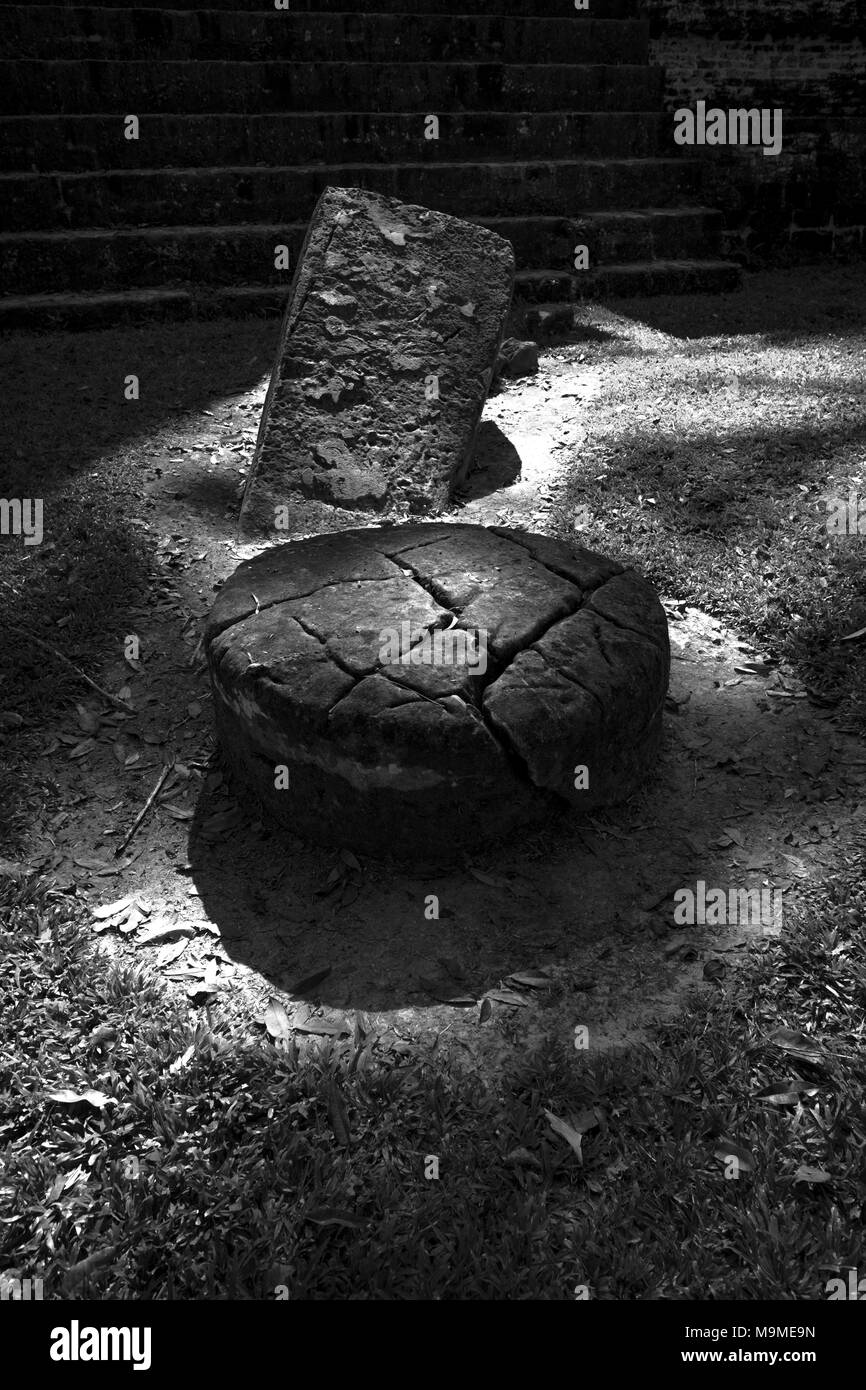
[238,186,515,536]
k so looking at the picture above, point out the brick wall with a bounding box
[644,0,866,262]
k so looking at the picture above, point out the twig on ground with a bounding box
[114,763,173,858]
[6,624,135,714]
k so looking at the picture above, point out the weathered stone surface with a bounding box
[238,186,515,536]
[205,523,670,865]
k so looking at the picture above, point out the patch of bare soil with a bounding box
[5,299,865,1071]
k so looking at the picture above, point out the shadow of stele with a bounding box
[460,419,523,500]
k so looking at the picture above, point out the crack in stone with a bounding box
[469,655,502,702]
[324,686,357,719]
[387,550,459,618]
[473,595,624,786]
[587,588,670,648]
[522,652,608,720]
[590,616,618,675]
[479,611,609,786]
[292,585,471,695]
[593,613,667,733]
[291,613,365,682]
[212,571,406,640]
[381,672,452,710]
[371,531,463,560]
[222,612,364,719]
[219,576,630,779]
[490,527,621,597]
[483,699,553,795]
[382,629,485,709]
[471,586,585,702]
[325,679,423,722]
[370,693,431,718]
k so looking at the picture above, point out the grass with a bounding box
[1,867,864,1299]
[545,268,866,728]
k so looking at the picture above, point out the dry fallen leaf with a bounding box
[76,704,101,735]
[735,660,775,675]
[168,1044,195,1074]
[703,958,727,982]
[68,738,97,760]
[46,1088,113,1110]
[264,997,292,1039]
[92,895,134,921]
[293,1016,350,1037]
[136,920,194,946]
[794,1166,832,1185]
[156,939,188,968]
[770,1027,824,1062]
[303,1208,363,1228]
[755,1083,806,1107]
[484,988,530,1007]
[544,1109,585,1163]
[120,906,147,935]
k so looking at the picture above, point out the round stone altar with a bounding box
[204,523,670,865]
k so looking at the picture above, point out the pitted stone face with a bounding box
[205,523,670,866]
[237,186,515,537]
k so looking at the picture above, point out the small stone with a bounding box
[496,338,539,379]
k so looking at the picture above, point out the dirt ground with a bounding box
[4,286,865,1069]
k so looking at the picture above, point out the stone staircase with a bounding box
[0,0,741,331]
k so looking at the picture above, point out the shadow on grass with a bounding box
[2,865,861,1298]
[606,264,866,344]
[0,317,277,497]
[553,410,866,714]
[0,318,280,835]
